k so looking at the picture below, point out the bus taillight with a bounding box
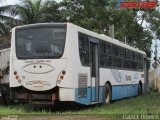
[15,75,19,80]
[58,70,66,81]
[60,75,64,80]
[14,71,20,81]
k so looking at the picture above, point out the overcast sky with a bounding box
[1,0,19,5]
[0,0,62,6]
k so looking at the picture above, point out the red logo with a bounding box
[115,0,158,9]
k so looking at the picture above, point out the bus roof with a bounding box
[14,23,66,30]
[69,23,146,56]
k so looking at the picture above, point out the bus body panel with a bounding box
[10,59,67,91]
[69,24,145,104]
[59,88,75,101]
[57,24,92,102]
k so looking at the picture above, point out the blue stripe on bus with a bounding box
[75,87,103,105]
[75,84,141,105]
[112,84,138,100]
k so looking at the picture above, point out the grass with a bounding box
[0,92,160,115]
[63,92,160,115]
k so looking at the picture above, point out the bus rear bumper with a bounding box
[10,86,58,105]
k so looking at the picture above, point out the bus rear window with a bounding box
[15,26,66,59]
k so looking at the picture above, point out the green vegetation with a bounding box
[0,92,160,115]
[59,92,160,115]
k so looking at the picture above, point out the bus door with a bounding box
[90,40,99,102]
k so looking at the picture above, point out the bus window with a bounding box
[112,45,122,68]
[134,53,139,70]
[105,43,112,67]
[99,42,112,67]
[78,33,89,66]
[123,49,131,69]
[138,54,143,71]
[16,27,66,59]
[132,52,137,70]
[99,42,105,67]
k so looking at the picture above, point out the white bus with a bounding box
[10,23,147,105]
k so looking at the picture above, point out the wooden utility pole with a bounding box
[154,39,158,90]
[108,16,114,39]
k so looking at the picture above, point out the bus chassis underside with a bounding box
[10,86,59,105]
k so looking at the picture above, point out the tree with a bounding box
[60,0,153,67]
[147,9,160,39]
[14,0,62,24]
[60,0,116,33]
[0,4,16,37]
[40,0,62,22]
[0,22,10,37]
[14,0,44,24]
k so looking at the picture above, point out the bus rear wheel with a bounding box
[103,84,111,104]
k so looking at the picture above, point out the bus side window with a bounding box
[131,51,136,70]
[112,45,122,68]
[105,43,112,67]
[99,42,105,67]
[135,53,140,70]
[99,42,112,68]
[78,33,89,66]
[123,49,131,69]
[138,54,143,71]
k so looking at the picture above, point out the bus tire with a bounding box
[103,84,111,105]
[138,83,142,95]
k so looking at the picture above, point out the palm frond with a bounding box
[0,22,10,37]
[0,14,15,22]
[0,5,17,15]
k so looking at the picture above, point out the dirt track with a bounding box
[19,115,114,120]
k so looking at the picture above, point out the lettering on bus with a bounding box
[126,75,131,81]
[25,60,51,64]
